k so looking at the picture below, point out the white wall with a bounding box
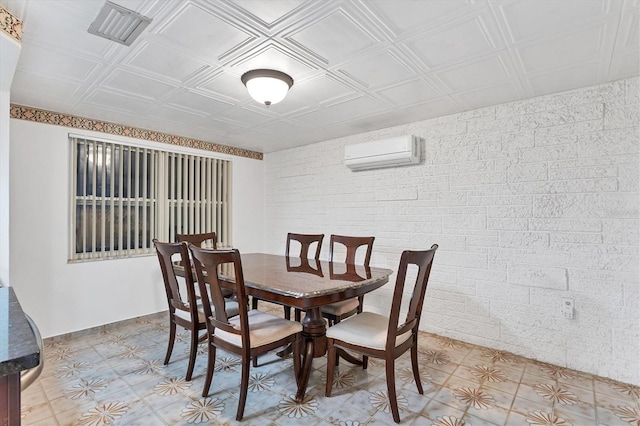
[9,119,264,338]
[265,77,640,385]
[0,31,20,286]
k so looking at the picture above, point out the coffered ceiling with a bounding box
[4,0,639,153]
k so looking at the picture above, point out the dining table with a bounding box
[177,252,393,401]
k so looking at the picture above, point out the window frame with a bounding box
[68,134,232,262]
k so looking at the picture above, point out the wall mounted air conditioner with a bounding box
[344,135,420,171]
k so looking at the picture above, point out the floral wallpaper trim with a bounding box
[0,5,22,43]
[10,104,263,160]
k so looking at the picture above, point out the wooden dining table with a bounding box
[178,252,393,401]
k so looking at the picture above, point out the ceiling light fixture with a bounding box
[241,69,293,106]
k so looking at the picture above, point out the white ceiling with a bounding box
[4,0,639,153]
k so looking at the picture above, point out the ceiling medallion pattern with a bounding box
[9,105,263,160]
[0,5,22,43]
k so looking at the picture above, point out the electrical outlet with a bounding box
[562,298,574,319]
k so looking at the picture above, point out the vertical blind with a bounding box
[70,136,231,261]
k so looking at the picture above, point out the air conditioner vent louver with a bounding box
[344,135,420,171]
[88,1,152,46]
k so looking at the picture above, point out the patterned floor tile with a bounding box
[19,310,639,425]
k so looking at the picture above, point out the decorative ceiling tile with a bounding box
[514,24,613,74]
[288,8,379,66]
[197,70,249,100]
[199,118,247,134]
[610,50,640,79]
[154,2,255,60]
[16,43,99,82]
[21,1,112,58]
[494,0,612,43]
[347,96,459,131]
[228,0,306,25]
[436,55,514,93]
[215,106,273,126]
[338,50,415,88]
[286,75,355,104]
[259,119,309,136]
[609,9,640,78]
[146,105,209,126]
[226,129,298,152]
[125,41,208,83]
[454,82,522,110]
[404,14,502,69]
[377,79,441,105]
[229,42,316,77]
[167,90,233,115]
[7,0,639,153]
[292,95,385,127]
[102,69,177,101]
[84,89,155,115]
[366,0,474,36]
[525,62,601,96]
[11,72,80,105]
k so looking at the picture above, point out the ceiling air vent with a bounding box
[88,1,152,46]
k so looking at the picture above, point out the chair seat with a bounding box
[175,299,240,322]
[326,312,412,350]
[321,298,359,316]
[215,309,302,348]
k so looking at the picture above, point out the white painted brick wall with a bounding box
[264,77,640,385]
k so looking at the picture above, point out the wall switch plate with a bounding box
[562,298,574,319]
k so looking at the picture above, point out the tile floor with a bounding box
[21,303,640,425]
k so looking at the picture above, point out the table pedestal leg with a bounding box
[295,307,325,402]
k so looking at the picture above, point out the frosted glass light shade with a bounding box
[241,69,293,106]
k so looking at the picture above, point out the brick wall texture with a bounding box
[265,77,639,385]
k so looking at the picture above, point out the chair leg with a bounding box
[325,338,336,397]
[253,356,258,367]
[186,327,198,381]
[385,359,400,423]
[294,309,302,322]
[236,356,250,421]
[411,343,423,394]
[164,319,176,365]
[202,345,216,397]
[251,297,259,310]
[284,306,291,320]
[363,356,369,370]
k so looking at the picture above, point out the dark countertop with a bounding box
[0,287,40,376]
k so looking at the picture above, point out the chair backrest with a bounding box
[286,233,324,259]
[386,245,438,349]
[177,232,217,249]
[189,246,250,347]
[329,235,375,266]
[153,239,199,323]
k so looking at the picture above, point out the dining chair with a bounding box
[176,231,217,248]
[189,246,302,421]
[153,239,240,381]
[321,235,374,326]
[325,244,438,424]
[252,232,324,321]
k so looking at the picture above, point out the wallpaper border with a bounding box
[10,104,263,160]
[0,5,22,43]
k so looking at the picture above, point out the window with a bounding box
[70,135,231,261]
